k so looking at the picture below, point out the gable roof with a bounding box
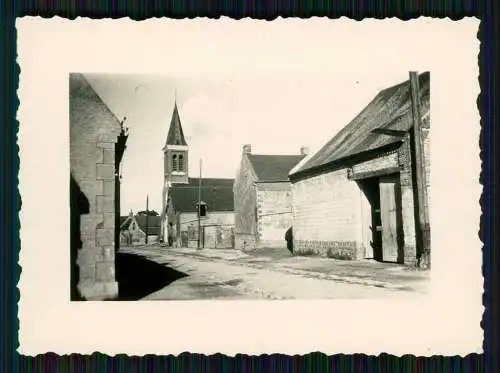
[164,103,187,147]
[170,178,234,213]
[292,72,430,176]
[247,154,305,182]
[70,74,121,135]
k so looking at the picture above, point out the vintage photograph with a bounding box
[69,71,431,301]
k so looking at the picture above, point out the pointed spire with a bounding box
[164,97,187,148]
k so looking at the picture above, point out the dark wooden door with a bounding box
[379,174,400,262]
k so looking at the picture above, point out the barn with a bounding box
[289,72,430,266]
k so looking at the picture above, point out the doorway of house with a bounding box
[357,173,403,263]
[378,174,404,263]
[357,177,382,260]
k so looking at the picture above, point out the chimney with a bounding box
[243,144,252,154]
[300,146,310,156]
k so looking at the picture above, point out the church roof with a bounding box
[170,178,234,213]
[164,103,187,147]
[247,154,305,182]
[135,215,162,236]
[291,72,430,177]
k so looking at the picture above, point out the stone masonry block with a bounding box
[80,233,97,249]
[96,163,115,181]
[77,180,103,200]
[77,248,103,266]
[79,263,96,280]
[96,228,114,247]
[103,213,115,228]
[102,246,115,262]
[97,128,120,142]
[78,280,118,300]
[97,141,116,149]
[80,214,104,236]
[97,195,114,213]
[103,181,115,196]
[103,148,115,164]
[94,146,104,164]
[96,261,115,282]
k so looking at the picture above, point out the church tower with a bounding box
[161,100,188,242]
[162,101,189,185]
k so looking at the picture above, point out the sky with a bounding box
[85,71,411,213]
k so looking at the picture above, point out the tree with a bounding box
[137,210,159,216]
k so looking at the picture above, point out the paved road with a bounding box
[120,245,429,300]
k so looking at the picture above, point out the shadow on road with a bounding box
[116,253,188,300]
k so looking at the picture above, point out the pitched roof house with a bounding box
[233,144,307,251]
[160,101,236,249]
[120,213,161,245]
[289,72,430,265]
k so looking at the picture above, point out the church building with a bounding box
[160,101,236,249]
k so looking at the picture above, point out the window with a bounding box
[172,154,178,171]
[178,154,184,171]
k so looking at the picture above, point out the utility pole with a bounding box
[197,159,202,250]
[409,71,430,268]
[145,194,149,245]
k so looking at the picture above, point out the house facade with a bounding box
[70,73,128,300]
[233,144,306,251]
[289,72,430,266]
[160,101,235,248]
[120,213,161,245]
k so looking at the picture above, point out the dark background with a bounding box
[1,1,497,372]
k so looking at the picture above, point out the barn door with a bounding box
[379,174,400,262]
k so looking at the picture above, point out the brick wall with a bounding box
[291,168,364,259]
[70,74,122,300]
[255,182,293,249]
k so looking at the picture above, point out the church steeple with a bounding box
[162,98,189,185]
[163,102,187,149]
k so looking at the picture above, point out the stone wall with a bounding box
[179,211,235,249]
[70,74,122,300]
[255,182,293,249]
[291,168,364,259]
[291,149,423,264]
[233,154,258,251]
[397,137,418,265]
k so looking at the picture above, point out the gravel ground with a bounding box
[120,245,430,300]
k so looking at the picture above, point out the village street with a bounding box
[118,245,430,300]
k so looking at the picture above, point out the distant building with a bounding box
[160,101,235,249]
[120,212,161,245]
[70,73,128,300]
[233,144,306,251]
[289,72,430,265]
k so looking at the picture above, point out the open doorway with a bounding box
[356,173,403,263]
[379,174,404,263]
[357,177,382,261]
